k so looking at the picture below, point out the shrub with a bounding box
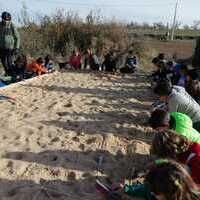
[18,9,132,58]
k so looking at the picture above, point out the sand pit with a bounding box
[0,70,154,199]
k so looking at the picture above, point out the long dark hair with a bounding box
[146,160,200,200]
[151,129,191,159]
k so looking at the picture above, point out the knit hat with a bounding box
[1,12,11,21]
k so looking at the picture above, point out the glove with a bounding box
[13,48,20,55]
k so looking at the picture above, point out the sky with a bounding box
[0,0,200,26]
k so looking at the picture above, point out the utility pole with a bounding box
[171,0,178,41]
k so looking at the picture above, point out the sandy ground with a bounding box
[0,70,154,200]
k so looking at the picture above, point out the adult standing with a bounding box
[0,11,20,76]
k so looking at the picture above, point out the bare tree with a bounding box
[183,24,191,30]
[192,20,200,30]
[18,1,31,27]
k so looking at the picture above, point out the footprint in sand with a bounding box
[64,102,73,108]
[79,144,85,151]
[27,129,34,136]
[72,136,80,143]
[61,141,65,147]
[25,147,30,152]
[86,137,97,145]
[37,141,47,149]
[38,125,44,130]
[15,135,21,140]
[50,137,60,143]
[33,106,39,111]
[7,160,13,168]
[56,112,67,117]
[7,161,14,175]
[40,144,47,149]
[68,171,76,181]
[50,169,61,177]
[2,135,7,140]
[48,101,59,110]
[23,113,31,118]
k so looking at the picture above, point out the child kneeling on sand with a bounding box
[44,55,55,72]
[96,159,200,200]
[149,110,200,142]
[151,129,200,184]
[154,80,200,126]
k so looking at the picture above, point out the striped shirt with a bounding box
[168,86,200,123]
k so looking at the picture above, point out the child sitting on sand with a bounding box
[27,57,48,76]
[120,50,138,74]
[84,48,100,71]
[151,129,200,184]
[44,55,55,72]
[69,50,82,70]
[103,51,118,73]
[151,59,171,84]
[11,54,27,81]
[97,159,200,200]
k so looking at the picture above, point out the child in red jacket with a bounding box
[151,129,200,184]
[69,50,82,70]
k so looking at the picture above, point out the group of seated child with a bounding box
[65,48,101,71]
[0,55,55,86]
[151,53,200,88]
[2,48,139,87]
[67,48,139,74]
[26,55,55,77]
[97,54,200,200]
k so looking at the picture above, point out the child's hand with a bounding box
[111,183,124,192]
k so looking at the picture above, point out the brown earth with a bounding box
[144,39,195,59]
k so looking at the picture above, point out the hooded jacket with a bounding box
[170,112,200,143]
[168,86,200,123]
